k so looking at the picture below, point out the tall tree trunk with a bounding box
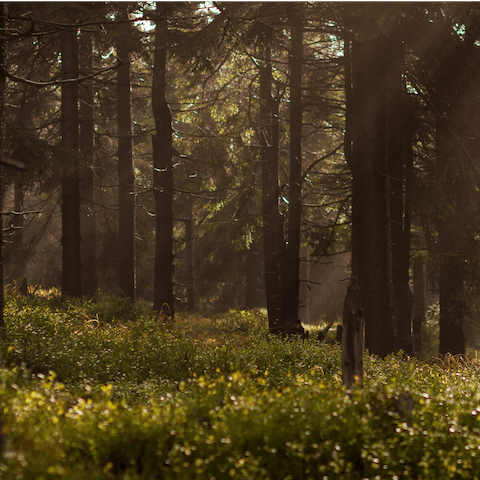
[283,9,304,324]
[245,239,262,310]
[7,82,31,284]
[79,30,98,296]
[185,195,194,312]
[343,28,358,279]
[152,3,175,316]
[0,2,6,329]
[351,36,395,357]
[386,36,413,354]
[431,17,477,356]
[412,256,425,356]
[61,28,82,297]
[435,117,466,355]
[299,245,310,324]
[116,36,136,300]
[258,24,282,333]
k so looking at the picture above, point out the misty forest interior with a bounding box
[1,2,480,478]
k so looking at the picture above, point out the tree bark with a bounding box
[435,116,466,355]
[0,2,6,329]
[185,196,195,312]
[258,23,283,334]
[152,3,175,316]
[79,30,98,296]
[61,28,82,297]
[342,279,364,387]
[386,35,413,354]
[116,34,136,300]
[412,256,425,356]
[245,239,263,310]
[350,36,395,357]
[283,8,304,324]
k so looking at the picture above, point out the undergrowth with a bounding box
[1,292,480,479]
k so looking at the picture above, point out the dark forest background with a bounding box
[1,2,480,358]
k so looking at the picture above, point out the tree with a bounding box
[60,27,82,297]
[152,2,175,315]
[257,21,283,333]
[79,30,98,296]
[283,5,304,325]
[116,7,136,300]
[349,15,396,357]
[0,2,7,330]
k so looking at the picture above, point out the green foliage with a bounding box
[3,296,480,478]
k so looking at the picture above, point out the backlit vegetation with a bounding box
[2,293,480,478]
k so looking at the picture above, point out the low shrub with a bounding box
[3,294,480,478]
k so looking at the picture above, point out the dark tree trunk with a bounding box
[258,24,283,334]
[283,9,304,324]
[412,256,425,356]
[386,36,413,354]
[7,80,30,284]
[299,246,310,324]
[79,31,98,296]
[431,17,476,356]
[245,239,262,310]
[152,4,175,316]
[61,28,82,297]
[6,178,26,284]
[116,36,136,300]
[185,196,194,312]
[350,36,395,357]
[342,278,364,387]
[0,2,6,330]
[436,117,466,355]
[343,31,359,282]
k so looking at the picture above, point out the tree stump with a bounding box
[342,278,364,387]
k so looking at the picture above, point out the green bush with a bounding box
[3,294,480,478]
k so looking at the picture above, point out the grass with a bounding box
[1,291,480,478]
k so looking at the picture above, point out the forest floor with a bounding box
[0,291,479,479]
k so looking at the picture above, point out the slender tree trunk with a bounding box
[61,28,82,297]
[412,256,425,355]
[343,28,358,280]
[7,84,30,284]
[185,196,194,312]
[245,239,262,310]
[258,24,282,333]
[299,245,310,324]
[116,37,136,300]
[0,2,6,329]
[152,3,175,315]
[351,36,395,357]
[283,10,304,324]
[79,31,97,296]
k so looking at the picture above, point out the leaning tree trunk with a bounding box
[79,30,98,296]
[283,8,304,325]
[116,38,136,300]
[61,28,82,297]
[152,4,175,316]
